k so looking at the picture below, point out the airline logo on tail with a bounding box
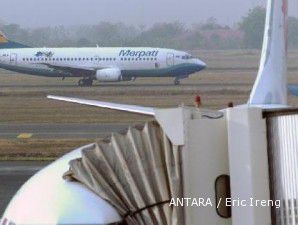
[0,32,8,43]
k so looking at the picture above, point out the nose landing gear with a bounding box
[78,78,93,87]
[174,78,181,85]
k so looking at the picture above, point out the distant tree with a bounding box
[289,17,298,48]
[1,12,297,50]
[1,24,30,45]
[239,6,266,49]
[77,38,92,47]
[201,17,225,30]
[131,22,186,48]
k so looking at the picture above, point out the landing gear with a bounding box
[78,78,93,87]
[174,78,181,85]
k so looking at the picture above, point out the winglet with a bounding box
[0,30,30,49]
[47,95,155,116]
[248,0,288,106]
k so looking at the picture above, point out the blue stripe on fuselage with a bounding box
[123,63,204,77]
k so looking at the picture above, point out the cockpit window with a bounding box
[181,54,194,60]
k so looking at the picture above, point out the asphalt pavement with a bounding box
[0,123,129,139]
[0,161,49,216]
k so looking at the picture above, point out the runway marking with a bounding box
[17,133,33,139]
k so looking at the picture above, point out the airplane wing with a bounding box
[41,63,96,76]
[47,95,155,116]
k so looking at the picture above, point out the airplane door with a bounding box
[10,53,17,65]
[166,53,174,66]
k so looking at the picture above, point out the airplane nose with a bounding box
[195,59,207,71]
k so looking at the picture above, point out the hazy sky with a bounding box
[0,0,297,28]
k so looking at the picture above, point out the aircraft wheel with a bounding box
[78,79,85,87]
[174,79,180,85]
[86,78,93,86]
[78,78,93,87]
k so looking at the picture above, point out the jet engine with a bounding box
[95,68,122,82]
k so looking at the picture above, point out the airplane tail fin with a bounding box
[248,0,288,106]
[0,31,29,49]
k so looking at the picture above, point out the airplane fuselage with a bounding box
[0,47,206,85]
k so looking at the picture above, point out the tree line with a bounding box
[1,7,298,50]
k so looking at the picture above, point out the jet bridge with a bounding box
[65,106,298,225]
[3,106,298,225]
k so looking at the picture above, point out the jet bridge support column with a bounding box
[226,106,271,225]
[155,107,231,225]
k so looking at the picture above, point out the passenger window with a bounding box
[215,175,231,218]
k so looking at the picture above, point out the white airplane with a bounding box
[0,33,206,86]
[1,0,294,224]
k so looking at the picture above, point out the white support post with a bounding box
[226,106,271,225]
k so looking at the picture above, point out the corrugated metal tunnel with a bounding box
[265,109,298,225]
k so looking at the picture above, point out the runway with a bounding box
[0,161,49,216]
[0,123,129,139]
